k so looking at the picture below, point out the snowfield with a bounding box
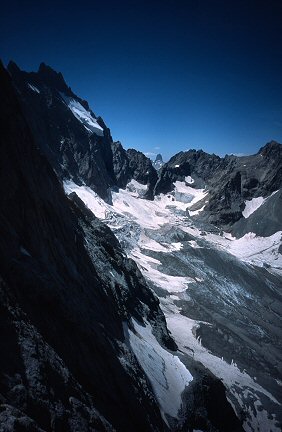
[242,196,266,218]
[64,180,108,219]
[127,319,193,420]
[60,94,104,136]
[242,191,278,218]
[64,179,282,431]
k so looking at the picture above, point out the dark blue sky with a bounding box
[1,0,282,160]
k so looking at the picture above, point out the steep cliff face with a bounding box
[111,144,158,199]
[7,61,116,201]
[126,149,158,200]
[111,141,131,188]
[154,149,221,195]
[0,62,172,432]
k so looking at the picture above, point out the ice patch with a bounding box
[127,318,193,419]
[131,248,192,293]
[185,175,194,184]
[187,240,202,248]
[20,246,31,257]
[64,180,109,219]
[28,83,40,93]
[189,204,206,216]
[61,94,104,136]
[192,229,282,275]
[174,181,208,207]
[170,242,183,251]
[242,196,266,218]
[170,295,180,301]
[126,179,147,193]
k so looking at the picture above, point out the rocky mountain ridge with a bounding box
[8,62,282,234]
[154,142,282,230]
[0,61,171,431]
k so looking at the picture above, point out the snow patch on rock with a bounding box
[174,181,208,207]
[28,83,40,93]
[64,180,109,219]
[127,318,193,419]
[242,196,266,218]
[61,94,104,136]
[185,175,194,184]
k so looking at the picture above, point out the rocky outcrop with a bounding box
[232,188,282,238]
[0,61,171,431]
[126,149,158,199]
[111,144,158,199]
[111,141,131,188]
[204,142,282,227]
[154,149,221,195]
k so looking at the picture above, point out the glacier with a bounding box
[64,179,282,431]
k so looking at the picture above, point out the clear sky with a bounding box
[1,0,282,161]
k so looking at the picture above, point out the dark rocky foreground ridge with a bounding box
[0,62,245,431]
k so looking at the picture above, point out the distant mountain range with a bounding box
[1,61,281,432]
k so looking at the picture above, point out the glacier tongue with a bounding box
[64,179,282,431]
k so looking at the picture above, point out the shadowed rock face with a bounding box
[7,61,116,201]
[0,61,170,432]
[126,149,158,200]
[154,150,221,194]
[232,188,282,237]
[155,144,282,228]
[111,144,158,199]
[8,62,159,203]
